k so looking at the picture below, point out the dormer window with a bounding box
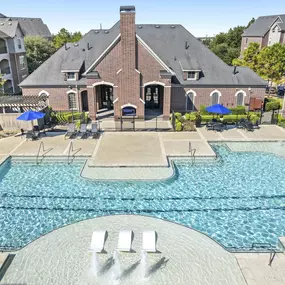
[187,71,196,80]
[67,72,76,80]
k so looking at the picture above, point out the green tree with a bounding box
[232,42,260,71]
[24,36,56,73]
[52,28,82,49]
[256,43,285,83]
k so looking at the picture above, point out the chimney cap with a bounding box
[120,6,135,13]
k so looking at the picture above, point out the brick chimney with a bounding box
[116,6,142,119]
[120,6,136,69]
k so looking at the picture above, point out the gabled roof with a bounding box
[0,14,51,37]
[0,20,19,38]
[20,22,266,87]
[243,14,285,37]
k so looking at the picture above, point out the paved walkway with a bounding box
[0,215,247,285]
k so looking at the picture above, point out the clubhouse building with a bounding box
[20,6,266,121]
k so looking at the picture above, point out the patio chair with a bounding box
[89,230,107,253]
[245,122,254,132]
[90,123,99,138]
[25,130,40,141]
[213,123,224,132]
[77,124,87,139]
[253,120,260,129]
[64,123,76,139]
[236,118,248,129]
[142,231,157,252]
[117,230,133,252]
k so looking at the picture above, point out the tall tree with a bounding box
[204,18,255,65]
[232,42,260,71]
[52,28,82,49]
[24,36,56,73]
[256,43,285,83]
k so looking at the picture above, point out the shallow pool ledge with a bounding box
[81,159,175,181]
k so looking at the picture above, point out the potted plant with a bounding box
[195,112,202,127]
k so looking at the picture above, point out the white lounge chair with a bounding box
[89,230,107,253]
[142,231,156,252]
[117,230,132,252]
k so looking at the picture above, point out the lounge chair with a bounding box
[89,230,107,253]
[213,122,224,132]
[117,230,132,252]
[77,124,87,138]
[206,122,214,131]
[26,130,40,141]
[90,123,99,138]
[253,120,260,129]
[142,231,156,252]
[65,123,76,139]
[245,122,254,132]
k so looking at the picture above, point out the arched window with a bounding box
[210,91,221,105]
[235,91,246,106]
[68,92,77,110]
[17,39,22,49]
[186,91,196,111]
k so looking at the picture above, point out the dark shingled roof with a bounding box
[243,14,285,37]
[0,14,51,38]
[20,22,266,87]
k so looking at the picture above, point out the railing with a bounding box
[189,142,196,163]
[36,142,44,165]
[251,243,277,266]
[67,141,81,165]
[36,141,53,165]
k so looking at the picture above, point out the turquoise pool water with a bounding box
[1,142,285,251]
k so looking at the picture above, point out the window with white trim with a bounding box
[68,92,77,110]
[187,71,196,80]
[19,55,25,69]
[211,92,220,105]
[186,92,195,111]
[67,72,76,80]
[236,92,245,106]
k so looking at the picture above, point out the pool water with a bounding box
[1,142,285,251]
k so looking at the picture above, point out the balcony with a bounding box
[0,66,11,75]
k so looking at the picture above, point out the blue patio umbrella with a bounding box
[206,104,231,115]
[16,110,45,121]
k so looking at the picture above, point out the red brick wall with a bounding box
[171,87,266,112]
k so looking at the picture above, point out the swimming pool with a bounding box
[0,142,285,251]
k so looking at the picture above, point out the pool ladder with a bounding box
[189,142,196,164]
[36,142,52,165]
[251,243,277,266]
[67,141,81,165]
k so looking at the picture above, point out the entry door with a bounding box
[102,87,114,110]
[145,86,160,109]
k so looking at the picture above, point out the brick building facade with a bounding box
[20,6,266,121]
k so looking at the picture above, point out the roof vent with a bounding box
[0,23,4,26]
[8,22,12,26]
[104,30,109,34]
[171,25,175,29]
[155,25,160,28]
[94,30,99,34]
[138,25,142,29]
[74,43,79,47]
[185,41,189,50]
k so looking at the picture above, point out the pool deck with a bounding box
[0,215,247,285]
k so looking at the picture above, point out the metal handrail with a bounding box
[67,141,74,165]
[189,142,196,163]
[36,142,44,165]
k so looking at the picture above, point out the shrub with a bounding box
[200,105,209,115]
[183,121,196,132]
[278,115,285,128]
[230,106,246,115]
[176,122,183,131]
[174,112,182,119]
[265,100,281,112]
[185,113,191,120]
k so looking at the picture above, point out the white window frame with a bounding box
[210,90,222,105]
[19,55,25,70]
[185,90,197,111]
[235,90,247,106]
[67,72,76,81]
[67,91,77,110]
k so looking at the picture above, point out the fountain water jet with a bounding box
[112,250,122,282]
[90,250,100,277]
[140,250,148,279]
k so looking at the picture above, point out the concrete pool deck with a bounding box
[0,215,247,285]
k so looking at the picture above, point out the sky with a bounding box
[1,0,283,37]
